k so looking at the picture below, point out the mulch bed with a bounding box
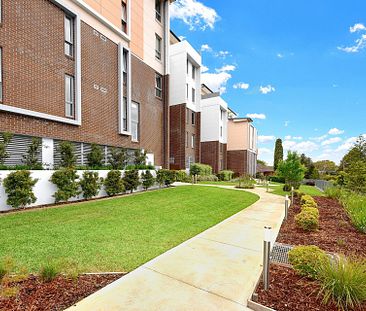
[0,273,124,310]
[256,264,366,311]
[277,196,366,256]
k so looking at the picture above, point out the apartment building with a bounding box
[0,0,172,168]
[168,32,201,170]
[200,84,228,173]
[227,116,258,176]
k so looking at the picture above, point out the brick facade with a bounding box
[227,149,257,176]
[201,141,227,173]
[169,103,200,170]
[0,0,166,166]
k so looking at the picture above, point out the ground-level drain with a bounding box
[270,242,293,265]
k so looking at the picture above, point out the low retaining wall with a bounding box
[0,170,157,212]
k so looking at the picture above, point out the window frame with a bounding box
[191,134,195,149]
[155,73,163,98]
[65,74,75,118]
[186,132,189,148]
[121,1,128,34]
[122,49,128,85]
[192,65,196,80]
[155,0,162,22]
[191,111,195,125]
[64,15,74,57]
[192,88,196,103]
[155,34,162,60]
[131,101,140,142]
[122,97,128,132]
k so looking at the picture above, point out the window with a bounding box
[155,74,162,98]
[220,109,224,120]
[220,126,223,137]
[121,1,127,33]
[186,108,189,124]
[192,88,196,103]
[192,65,196,80]
[191,112,195,125]
[155,0,162,22]
[186,83,189,99]
[122,97,128,131]
[65,75,75,117]
[123,49,128,85]
[64,16,74,57]
[186,132,189,148]
[155,34,162,60]
[191,134,195,149]
[187,59,189,74]
[131,101,139,141]
[0,48,2,102]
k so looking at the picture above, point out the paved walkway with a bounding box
[67,186,285,311]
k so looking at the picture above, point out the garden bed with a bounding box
[256,264,366,311]
[0,273,123,311]
[277,196,366,256]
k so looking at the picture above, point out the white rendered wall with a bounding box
[0,170,158,212]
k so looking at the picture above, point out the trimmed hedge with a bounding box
[103,170,125,196]
[217,170,234,181]
[50,169,80,203]
[295,209,319,231]
[189,163,213,176]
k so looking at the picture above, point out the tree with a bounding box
[274,138,284,171]
[339,135,366,172]
[314,160,338,173]
[141,170,155,190]
[103,170,125,196]
[109,147,127,169]
[123,170,140,193]
[344,160,366,193]
[80,171,102,199]
[276,151,306,188]
[87,144,104,168]
[58,141,76,168]
[134,149,147,166]
[22,137,42,169]
[0,132,13,165]
[257,159,267,166]
[300,153,319,179]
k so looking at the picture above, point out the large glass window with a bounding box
[123,49,128,85]
[155,34,162,60]
[192,88,196,103]
[123,97,128,132]
[121,1,127,33]
[65,75,75,117]
[155,74,162,98]
[64,16,74,57]
[191,112,195,125]
[155,0,162,22]
[131,102,139,141]
[191,134,195,149]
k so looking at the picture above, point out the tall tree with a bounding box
[276,151,306,188]
[339,135,366,172]
[273,138,284,170]
[314,160,338,173]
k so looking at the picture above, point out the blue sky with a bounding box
[170,0,366,165]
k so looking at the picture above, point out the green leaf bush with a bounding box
[189,163,213,177]
[301,194,316,205]
[141,170,155,190]
[295,209,319,231]
[39,262,59,283]
[175,170,192,183]
[22,137,42,169]
[294,190,305,198]
[196,174,219,182]
[103,170,125,196]
[236,175,256,189]
[58,141,77,168]
[301,206,320,218]
[156,169,176,187]
[217,170,234,181]
[301,200,318,209]
[80,171,102,199]
[0,132,13,165]
[50,169,80,203]
[87,143,104,168]
[108,147,127,169]
[123,170,140,193]
[3,170,38,208]
[288,245,328,279]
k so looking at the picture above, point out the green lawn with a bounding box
[198,181,237,186]
[269,184,324,197]
[0,186,258,273]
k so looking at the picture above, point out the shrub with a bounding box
[103,170,124,196]
[301,194,316,205]
[295,210,319,231]
[318,256,366,310]
[341,192,366,233]
[283,184,291,192]
[0,132,13,165]
[125,164,154,170]
[294,190,305,198]
[217,170,234,181]
[39,263,59,282]
[237,175,256,189]
[80,171,102,199]
[58,141,76,168]
[22,137,42,169]
[156,169,176,187]
[175,170,191,183]
[302,206,320,218]
[325,187,344,200]
[301,201,318,209]
[123,170,140,193]
[87,143,104,168]
[3,171,38,208]
[109,147,127,169]
[190,163,212,177]
[50,169,80,203]
[288,245,328,279]
[269,175,285,184]
[141,170,155,190]
[134,149,147,166]
[196,174,219,182]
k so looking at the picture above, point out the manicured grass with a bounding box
[0,186,258,273]
[198,181,237,186]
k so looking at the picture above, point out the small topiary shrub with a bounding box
[141,170,155,190]
[50,169,80,203]
[3,171,38,208]
[87,143,104,168]
[236,175,256,189]
[103,170,125,196]
[301,201,318,209]
[22,137,43,169]
[302,206,320,218]
[217,170,234,181]
[301,194,316,205]
[288,245,328,279]
[283,184,291,192]
[175,170,191,183]
[295,209,319,231]
[134,149,147,166]
[58,141,76,168]
[108,147,127,169]
[196,174,219,182]
[123,170,140,193]
[0,132,13,165]
[318,255,366,310]
[190,163,213,183]
[79,171,102,199]
[156,169,176,187]
[39,263,59,283]
[294,190,305,198]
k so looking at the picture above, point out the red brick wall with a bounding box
[227,149,257,176]
[201,141,227,173]
[0,0,166,166]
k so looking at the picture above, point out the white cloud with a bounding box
[284,121,290,127]
[258,148,273,155]
[216,65,236,72]
[310,134,328,142]
[259,85,276,94]
[285,135,303,140]
[170,0,219,30]
[216,50,230,58]
[350,23,366,33]
[233,82,250,90]
[201,71,232,94]
[335,137,358,152]
[321,137,342,146]
[201,65,209,73]
[200,44,212,52]
[328,128,344,135]
[277,53,284,58]
[178,35,186,41]
[246,113,266,120]
[258,135,275,143]
[283,140,319,153]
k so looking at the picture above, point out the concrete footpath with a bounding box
[67,186,285,311]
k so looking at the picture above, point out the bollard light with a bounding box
[285,195,290,220]
[291,186,294,206]
[263,226,272,291]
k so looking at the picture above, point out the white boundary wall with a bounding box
[0,170,157,212]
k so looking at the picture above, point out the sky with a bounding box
[170,0,366,165]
